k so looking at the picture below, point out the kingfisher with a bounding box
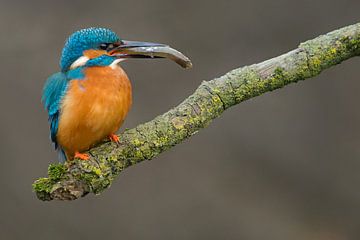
[42,27,192,161]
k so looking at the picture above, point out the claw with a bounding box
[74,151,90,160]
[109,134,120,145]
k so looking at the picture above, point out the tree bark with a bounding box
[33,23,360,201]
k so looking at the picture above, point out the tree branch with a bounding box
[33,23,360,201]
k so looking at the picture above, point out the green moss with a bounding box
[77,171,112,195]
[132,148,145,159]
[32,178,52,193]
[107,155,119,162]
[339,35,360,53]
[349,38,360,50]
[294,58,313,80]
[300,31,360,75]
[32,178,53,201]
[271,67,296,86]
[48,163,66,181]
[132,138,143,146]
[230,67,262,102]
[79,172,95,185]
[32,164,67,200]
[91,178,112,195]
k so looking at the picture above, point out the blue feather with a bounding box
[86,55,115,67]
[41,72,68,157]
[66,67,85,79]
[42,69,86,160]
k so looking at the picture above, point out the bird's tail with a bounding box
[57,148,67,163]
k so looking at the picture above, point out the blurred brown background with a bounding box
[1,0,360,239]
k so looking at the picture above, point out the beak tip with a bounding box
[185,62,193,69]
[177,56,193,69]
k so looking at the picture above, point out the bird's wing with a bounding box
[41,72,68,149]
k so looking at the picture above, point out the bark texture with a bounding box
[33,23,360,201]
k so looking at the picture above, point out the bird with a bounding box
[42,27,192,161]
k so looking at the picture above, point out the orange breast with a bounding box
[57,66,132,158]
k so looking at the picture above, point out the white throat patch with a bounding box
[70,56,89,69]
[110,59,125,69]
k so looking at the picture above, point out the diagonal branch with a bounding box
[33,23,360,201]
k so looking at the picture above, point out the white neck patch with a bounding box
[110,59,125,69]
[70,56,125,70]
[70,56,89,69]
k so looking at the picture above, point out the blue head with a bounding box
[59,27,192,72]
[60,28,121,71]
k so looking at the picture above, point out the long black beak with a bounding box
[110,40,192,69]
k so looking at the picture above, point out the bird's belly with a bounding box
[57,67,132,157]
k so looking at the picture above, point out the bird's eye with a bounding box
[99,43,108,50]
[99,43,117,51]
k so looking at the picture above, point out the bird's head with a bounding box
[60,27,192,72]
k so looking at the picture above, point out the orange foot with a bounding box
[109,134,120,144]
[74,151,90,160]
